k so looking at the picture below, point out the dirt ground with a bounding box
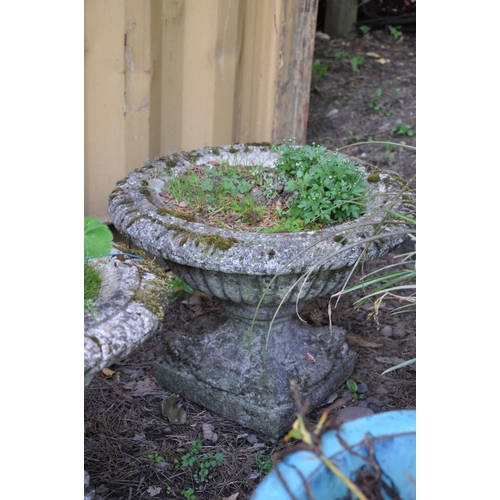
[84,25,416,500]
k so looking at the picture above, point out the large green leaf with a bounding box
[84,216,113,258]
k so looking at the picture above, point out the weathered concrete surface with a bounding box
[154,308,356,438]
[84,251,171,387]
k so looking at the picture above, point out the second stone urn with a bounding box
[108,143,414,438]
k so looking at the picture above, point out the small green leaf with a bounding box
[346,379,358,393]
[84,217,113,259]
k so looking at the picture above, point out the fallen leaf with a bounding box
[366,52,381,58]
[377,58,390,64]
[236,433,248,443]
[161,395,187,424]
[325,392,338,404]
[224,494,239,500]
[202,422,215,441]
[246,434,258,444]
[100,367,118,378]
[147,485,161,496]
[123,377,161,396]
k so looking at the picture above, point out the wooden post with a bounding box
[273,0,319,144]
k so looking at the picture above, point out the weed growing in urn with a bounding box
[272,139,368,225]
[160,140,368,232]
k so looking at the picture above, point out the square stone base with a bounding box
[153,317,356,438]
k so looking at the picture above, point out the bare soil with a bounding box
[85,26,416,500]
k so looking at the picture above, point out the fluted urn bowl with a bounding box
[108,143,414,438]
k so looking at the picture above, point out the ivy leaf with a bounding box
[84,217,113,259]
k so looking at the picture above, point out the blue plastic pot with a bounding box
[251,409,415,500]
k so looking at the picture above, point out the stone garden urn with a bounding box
[108,143,413,438]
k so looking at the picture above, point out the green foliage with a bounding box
[388,25,403,40]
[350,55,364,73]
[171,276,194,302]
[163,141,368,232]
[392,119,415,136]
[312,59,328,79]
[359,25,372,39]
[174,439,223,485]
[84,261,102,313]
[323,49,350,60]
[348,131,360,142]
[368,88,394,116]
[272,139,368,225]
[312,59,328,93]
[148,452,165,463]
[380,143,396,166]
[368,88,382,111]
[254,450,273,476]
[346,379,366,401]
[257,217,304,234]
[84,216,113,259]
[183,488,195,500]
[84,216,113,311]
[167,160,255,214]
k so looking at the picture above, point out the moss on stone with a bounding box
[156,208,197,222]
[165,159,177,169]
[108,187,125,201]
[244,141,272,147]
[187,152,201,162]
[112,241,172,320]
[164,225,238,253]
[124,213,163,230]
[139,188,154,204]
[367,173,381,183]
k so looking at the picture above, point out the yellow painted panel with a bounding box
[84,0,126,221]
[85,0,317,221]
